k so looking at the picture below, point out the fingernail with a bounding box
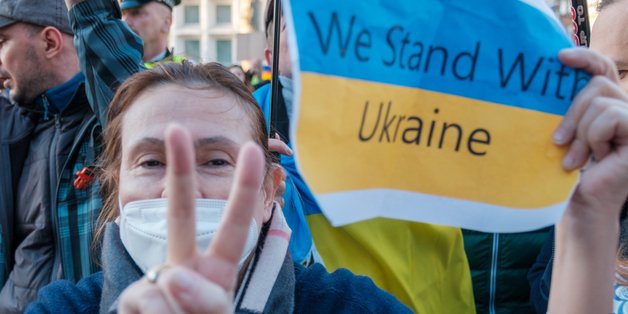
[172,271,194,302]
[563,154,575,170]
[559,49,576,57]
[553,127,566,144]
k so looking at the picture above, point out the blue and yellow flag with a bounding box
[288,0,587,233]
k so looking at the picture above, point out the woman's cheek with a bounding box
[197,175,233,200]
[118,171,166,204]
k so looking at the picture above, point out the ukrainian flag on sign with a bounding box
[288,0,586,232]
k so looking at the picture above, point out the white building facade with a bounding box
[170,0,600,65]
[170,0,268,65]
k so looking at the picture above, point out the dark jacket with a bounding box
[26,223,411,314]
[27,264,409,314]
[0,82,102,313]
[463,227,551,314]
[0,97,33,286]
[527,227,554,314]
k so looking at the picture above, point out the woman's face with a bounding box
[118,84,273,226]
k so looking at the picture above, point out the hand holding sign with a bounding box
[288,0,592,232]
[546,48,628,314]
[118,125,264,314]
[555,48,628,210]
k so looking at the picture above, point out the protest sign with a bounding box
[286,0,589,232]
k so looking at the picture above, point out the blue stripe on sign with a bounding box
[291,0,588,116]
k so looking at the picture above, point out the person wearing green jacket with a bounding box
[463,228,551,313]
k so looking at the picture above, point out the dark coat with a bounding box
[27,223,411,314]
[0,86,102,313]
[463,227,552,314]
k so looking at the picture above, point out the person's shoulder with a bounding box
[253,80,270,92]
[25,272,103,314]
[293,262,412,313]
[253,82,271,103]
[0,97,37,141]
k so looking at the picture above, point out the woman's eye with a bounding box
[140,159,164,168]
[619,70,628,80]
[206,159,229,167]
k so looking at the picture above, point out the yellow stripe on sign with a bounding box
[295,72,578,209]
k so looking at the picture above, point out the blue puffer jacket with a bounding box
[253,83,319,265]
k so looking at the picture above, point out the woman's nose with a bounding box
[160,176,203,199]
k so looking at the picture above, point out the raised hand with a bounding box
[554,48,628,215]
[549,48,628,314]
[118,124,265,314]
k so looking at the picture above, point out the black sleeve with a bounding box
[294,262,412,313]
[528,226,554,314]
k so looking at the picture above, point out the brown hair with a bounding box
[94,61,272,247]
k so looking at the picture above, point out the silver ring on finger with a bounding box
[145,264,171,284]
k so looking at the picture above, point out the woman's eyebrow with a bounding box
[195,136,238,149]
[128,136,238,156]
[614,59,628,69]
[128,137,164,156]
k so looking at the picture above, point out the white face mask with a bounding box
[119,198,259,273]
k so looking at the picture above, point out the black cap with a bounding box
[0,0,73,34]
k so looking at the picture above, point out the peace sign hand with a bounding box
[118,124,265,314]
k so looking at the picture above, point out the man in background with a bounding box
[0,0,103,312]
[118,0,185,67]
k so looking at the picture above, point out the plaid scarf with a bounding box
[235,205,295,313]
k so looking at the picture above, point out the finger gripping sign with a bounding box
[287,0,588,232]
